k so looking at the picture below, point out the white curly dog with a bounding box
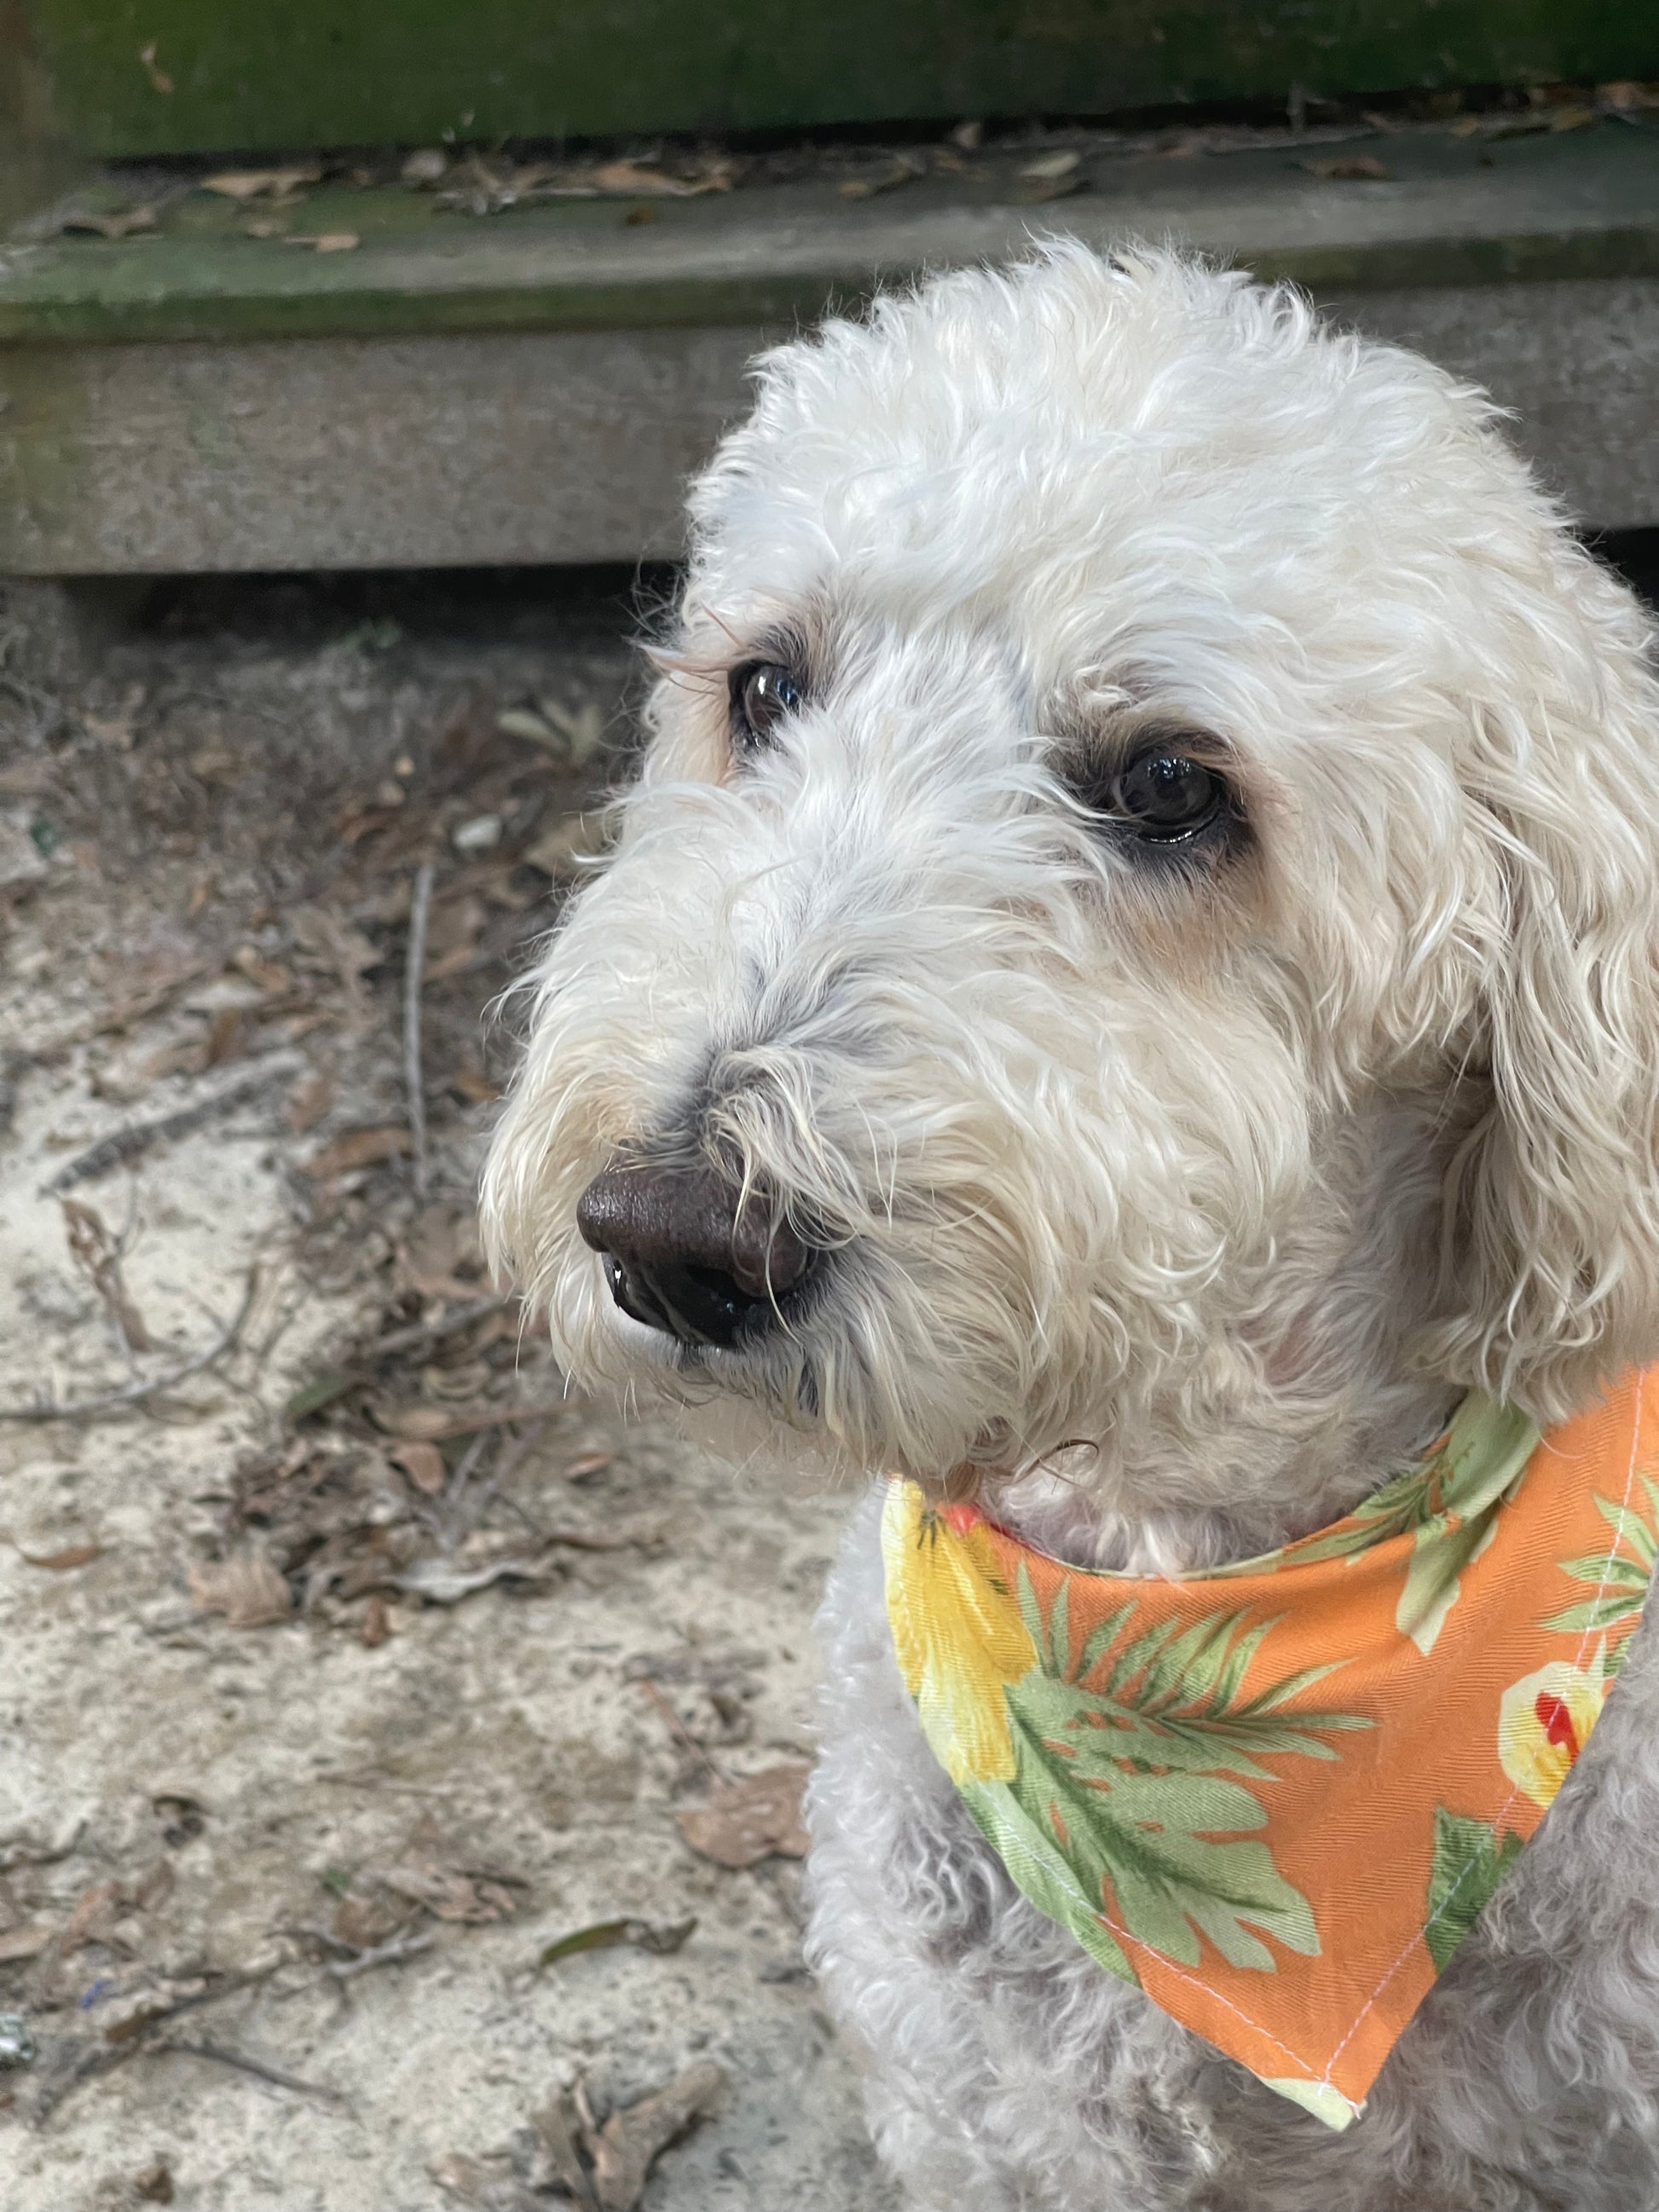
[484,245,1659,2209]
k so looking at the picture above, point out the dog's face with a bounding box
[486,248,1659,1512]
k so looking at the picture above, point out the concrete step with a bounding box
[2,116,1656,571]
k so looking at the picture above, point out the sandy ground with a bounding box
[0,575,897,2212]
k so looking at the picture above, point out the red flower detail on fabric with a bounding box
[1535,1692,1581,1762]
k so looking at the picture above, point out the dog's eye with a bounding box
[731,661,803,752]
[1107,748,1227,842]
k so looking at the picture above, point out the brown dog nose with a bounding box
[575,1164,813,1349]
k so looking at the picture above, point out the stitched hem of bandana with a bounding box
[886,1384,1650,2131]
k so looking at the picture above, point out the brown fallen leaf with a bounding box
[428,2153,533,2211]
[675,1762,811,1868]
[187,1551,292,1628]
[61,205,159,239]
[230,945,292,996]
[523,811,613,879]
[588,159,702,197]
[838,154,926,199]
[360,1592,392,1648]
[9,1539,102,1571]
[134,2161,175,2206]
[62,1193,153,1351]
[1299,153,1390,179]
[589,2059,725,2211]
[200,165,321,202]
[378,1857,518,1924]
[283,230,360,252]
[61,1877,125,1951]
[0,1920,55,1962]
[286,1071,333,1134]
[304,1125,413,1178]
[389,1440,447,1493]
[527,2088,593,2202]
[450,1065,500,1105]
[373,1402,458,1441]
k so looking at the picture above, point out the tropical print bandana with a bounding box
[882,1368,1659,2130]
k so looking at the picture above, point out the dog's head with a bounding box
[484,245,1659,1516]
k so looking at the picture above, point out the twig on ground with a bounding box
[439,1429,494,1550]
[404,861,435,1198]
[636,1678,725,1785]
[364,1294,514,1363]
[447,1418,548,1546]
[376,1401,569,1444]
[324,1929,436,1983]
[284,1295,517,1420]
[153,2036,347,2104]
[0,1266,261,1424]
[42,1058,302,1195]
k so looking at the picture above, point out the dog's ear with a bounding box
[1431,563,1659,1419]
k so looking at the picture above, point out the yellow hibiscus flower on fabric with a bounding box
[882,1483,1038,1784]
[1497,1643,1612,1810]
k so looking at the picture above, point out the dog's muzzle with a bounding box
[576,1163,815,1349]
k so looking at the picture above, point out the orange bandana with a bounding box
[882,1370,1659,2129]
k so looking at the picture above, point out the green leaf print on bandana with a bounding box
[1545,1476,1659,1650]
[962,1571,1371,1974]
[1424,1808,1525,1972]
[1273,1395,1540,1655]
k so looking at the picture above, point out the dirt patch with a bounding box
[0,575,892,2212]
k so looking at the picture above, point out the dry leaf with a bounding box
[10,1539,102,1571]
[360,1593,392,1647]
[61,1195,153,1352]
[589,160,697,197]
[61,205,159,239]
[389,1441,447,1493]
[200,165,321,202]
[450,1065,500,1105]
[379,1857,518,1923]
[402,148,449,185]
[61,1878,125,1951]
[286,1071,333,1134]
[284,231,360,252]
[588,2059,725,2210]
[526,2089,592,2199]
[675,1763,811,1868]
[523,812,612,879]
[428,2153,532,2211]
[231,944,292,996]
[1300,153,1390,179]
[134,2162,175,2206]
[0,1920,54,1962]
[188,1551,292,1627]
[1019,148,1080,182]
[390,1554,555,1605]
[374,1402,457,1441]
[303,1125,413,1178]
[839,154,925,199]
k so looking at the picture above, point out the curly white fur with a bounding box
[484,245,1659,2208]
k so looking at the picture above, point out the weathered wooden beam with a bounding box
[3,123,1656,569]
[9,0,1658,160]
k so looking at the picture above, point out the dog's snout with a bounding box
[575,1164,812,1349]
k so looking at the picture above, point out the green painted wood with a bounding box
[3,123,1656,347]
[10,1,1659,160]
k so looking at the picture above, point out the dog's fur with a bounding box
[483,246,1659,2209]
